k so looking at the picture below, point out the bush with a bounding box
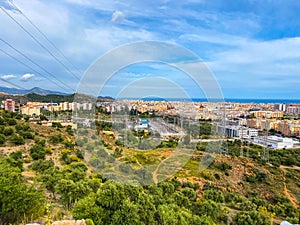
[225,193,247,204]
[49,134,64,144]
[70,155,80,162]
[30,159,55,172]
[0,116,6,125]
[232,211,270,225]
[0,134,6,145]
[85,219,94,225]
[35,138,46,146]
[7,118,17,125]
[256,172,267,183]
[70,162,88,172]
[20,131,35,139]
[30,144,46,160]
[10,134,25,145]
[45,147,53,154]
[216,162,232,171]
[66,125,74,136]
[52,122,63,128]
[63,140,75,149]
[203,189,225,203]
[214,173,220,180]
[0,157,45,224]
[61,151,71,164]
[3,127,14,136]
[198,200,222,220]
[246,175,256,183]
[76,149,84,159]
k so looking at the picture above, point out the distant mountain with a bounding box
[27,87,67,95]
[0,86,67,95]
[97,96,115,101]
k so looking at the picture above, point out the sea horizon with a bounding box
[116,97,300,104]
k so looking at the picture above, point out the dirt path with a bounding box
[280,165,299,208]
[152,149,194,184]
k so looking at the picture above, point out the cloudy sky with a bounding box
[0,0,300,99]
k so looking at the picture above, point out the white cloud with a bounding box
[111,10,125,23]
[0,0,21,12]
[1,74,17,80]
[0,0,298,98]
[20,73,35,81]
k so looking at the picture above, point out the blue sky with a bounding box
[0,0,300,99]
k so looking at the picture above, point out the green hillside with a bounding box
[0,110,299,225]
[0,92,114,104]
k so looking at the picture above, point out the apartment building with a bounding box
[3,99,16,112]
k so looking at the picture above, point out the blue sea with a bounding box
[119,97,300,104]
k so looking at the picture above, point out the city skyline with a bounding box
[1,0,300,99]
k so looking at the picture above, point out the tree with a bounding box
[0,157,45,224]
[197,200,222,221]
[232,211,270,225]
[8,151,23,170]
[156,204,211,225]
[182,187,197,201]
[111,200,143,225]
[203,189,225,203]
[55,179,91,210]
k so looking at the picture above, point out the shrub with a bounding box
[256,172,268,183]
[214,173,220,180]
[63,140,75,149]
[45,147,53,154]
[232,211,270,225]
[0,116,6,125]
[76,149,84,159]
[216,162,232,171]
[52,122,63,128]
[10,134,25,145]
[66,125,74,136]
[30,144,46,160]
[49,134,64,144]
[203,189,225,203]
[3,127,14,136]
[20,131,35,139]
[30,160,55,172]
[0,134,6,145]
[35,138,46,146]
[85,219,94,225]
[7,118,17,125]
[70,155,80,162]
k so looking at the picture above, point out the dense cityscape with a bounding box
[4,98,300,149]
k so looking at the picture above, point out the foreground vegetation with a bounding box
[0,110,299,225]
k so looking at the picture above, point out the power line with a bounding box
[0,76,27,90]
[0,38,75,91]
[9,0,83,79]
[0,6,81,81]
[0,47,68,91]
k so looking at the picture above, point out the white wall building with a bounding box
[217,125,258,139]
[253,136,299,149]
